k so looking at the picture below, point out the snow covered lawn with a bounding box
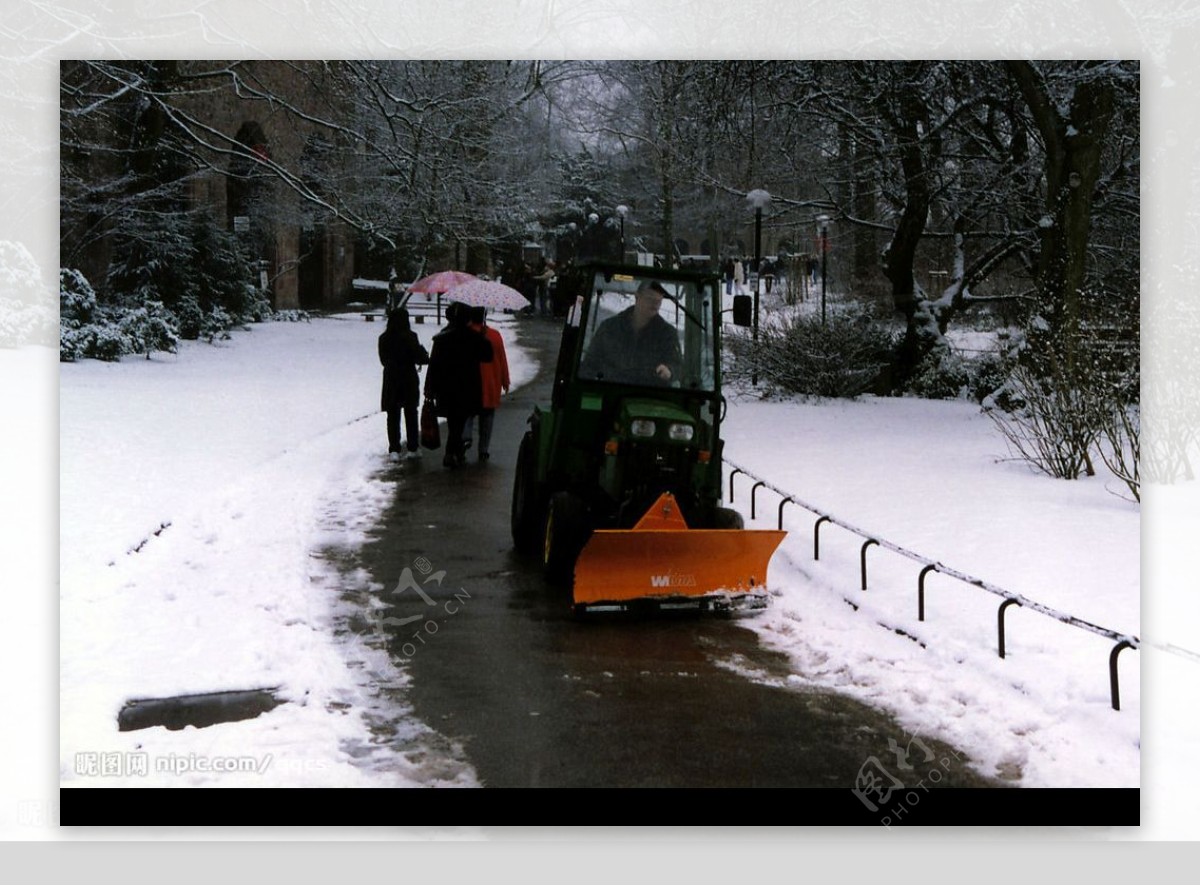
[721,392,1140,787]
[59,312,534,787]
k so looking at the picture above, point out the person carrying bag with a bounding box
[420,397,441,450]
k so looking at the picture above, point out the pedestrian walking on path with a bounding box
[462,306,511,462]
[424,302,494,468]
[534,259,556,317]
[378,308,429,460]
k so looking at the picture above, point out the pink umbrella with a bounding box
[443,278,531,311]
[407,270,478,294]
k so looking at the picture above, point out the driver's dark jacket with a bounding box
[580,307,681,385]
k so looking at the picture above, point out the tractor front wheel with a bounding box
[712,506,745,530]
[543,491,588,586]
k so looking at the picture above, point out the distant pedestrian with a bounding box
[722,257,734,295]
[424,302,494,468]
[534,259,555,317]
[378,308,429,461]
[762,258,776,295]
[462,306,510,462]
[515,262,537,316]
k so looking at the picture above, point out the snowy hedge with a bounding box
[58,214,281,362]
[59,267,279,362]
[726,308,896,399]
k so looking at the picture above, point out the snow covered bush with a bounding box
[906,351,972,400]
[726,308,895,398]
[984,310,1139,484]
[59,324,95,362]
[60,268,97,323]
[984,361,1103,480]
[906,348,1014,402]
[173,294,206,340]
[199,306,234,342]
[104,214,261,342]
[88,324,132,362]
[241,285,272,323]
[190,221,264,325]
[59,213,274,360]
[271,309,312,323]
[60,268,99,361]
[60,269,176,361]
[1096,402,1140,502]
[119,301,179,358]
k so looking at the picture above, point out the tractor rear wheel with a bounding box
[511,431,542,556]
[543,491,588,586]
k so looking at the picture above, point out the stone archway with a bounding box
[227,121,269,230]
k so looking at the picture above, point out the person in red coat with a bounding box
[465,306,510,461]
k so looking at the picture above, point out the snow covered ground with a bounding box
[713,287,1145,790]
[56,297,1149,795]
[59,310,535,788]
[721,393,1140,788]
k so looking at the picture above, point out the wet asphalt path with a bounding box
[356,317,1000,790]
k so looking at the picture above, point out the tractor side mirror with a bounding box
[732,295,752,327]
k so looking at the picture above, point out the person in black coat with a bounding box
[423,302,494,468]
[378,308,429,459]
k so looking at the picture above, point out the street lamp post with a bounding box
[816,214,831,326]
[746,189,771,386]
[616,204,629,262]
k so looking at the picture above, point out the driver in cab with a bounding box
[581,281,682,386]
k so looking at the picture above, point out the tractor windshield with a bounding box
[577,274,716,392]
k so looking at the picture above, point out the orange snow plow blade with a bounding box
[572,492,786,613]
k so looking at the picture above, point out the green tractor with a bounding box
[510,261,786,613]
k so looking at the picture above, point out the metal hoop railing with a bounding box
[724,459,1140,711]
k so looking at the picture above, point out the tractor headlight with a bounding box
[667,422,695,442]
[630,418,657,438]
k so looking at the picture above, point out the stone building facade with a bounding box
[174,62,355,311]
[65,61,355,312]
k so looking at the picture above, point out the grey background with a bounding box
[2,0,1195,877]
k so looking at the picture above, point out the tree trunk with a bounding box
[880,105,934,382]
[1006,62,1115,374]
[853,138,877,284]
